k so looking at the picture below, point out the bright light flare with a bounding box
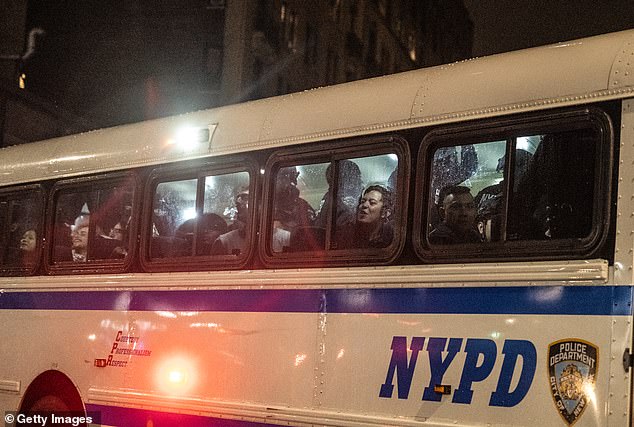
[155,355,198,396]
[181,208,197,221]
[583,380,598,415]
[169,370,185,384]
[166,126,209,153]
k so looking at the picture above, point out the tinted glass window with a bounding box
[422,113,606,258]
[507,130,596,240]
[0,189,43,273]
[150,171,251,260]
[52,182,134,264]
[271,162,326,253]
[270,152,400,255]
[331,154,397,250]
[428,141,505,244]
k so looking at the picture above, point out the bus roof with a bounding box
[1,29,633,187]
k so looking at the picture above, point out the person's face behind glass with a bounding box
[235,191,249,221]
[20,230,37,252]
[72,226,89,250]
[110,223,125,241]
[442,192,476,235]
[357,190,384,226]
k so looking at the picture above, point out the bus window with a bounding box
[332,154,398,250]
[51,181,134,265]
[272,163,326,253]
[0,189,43,274]
[421,112,607,259]
[151,178,198,258]
[206,171,250,256]
[507,130,596,240]
[150,170,251,261]
[427,140,506,244]
[271,153,400,254]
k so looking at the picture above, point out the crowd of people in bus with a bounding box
[426,134,588,245]
[0,150,495,266]
[49,209,130,263]
[1,128,597,268]
[144,159,400,258]
[270,161,396,253]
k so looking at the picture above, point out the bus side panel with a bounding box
[2,285,631,427]
[322,313,619,425]
[317,285,632,427]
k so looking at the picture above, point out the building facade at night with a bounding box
[0,0,473,146]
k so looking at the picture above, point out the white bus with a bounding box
[1,29,634,427]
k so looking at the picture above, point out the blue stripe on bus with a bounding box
[85,403,272,427]
[0,286,631,315]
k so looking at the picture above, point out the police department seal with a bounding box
[548,339,598,425]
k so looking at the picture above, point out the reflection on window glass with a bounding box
[429,141,505,245]
[150,171,251,259]
[272,163,325,253]
[0,193,42,271]
[508,129,596,240]
[206,171,250,256]
[430,145,479,207]
[332,154,397,250]
[426,126,598,247]
[52,184,133,263]
[273,153,399,254]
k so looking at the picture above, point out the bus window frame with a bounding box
[413,107,614,263]
[0,184,45,276]
[260,135,410,267]
[45,172,139,275]
[140,157,258,273]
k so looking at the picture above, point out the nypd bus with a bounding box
[1,29,634,426]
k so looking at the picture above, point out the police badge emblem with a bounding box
[548,339,598,425]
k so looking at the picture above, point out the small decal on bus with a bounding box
[95,330,153,368]
[548,339,598,426]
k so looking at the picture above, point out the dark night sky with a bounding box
[464,0,634,56]
[20,1,634,129]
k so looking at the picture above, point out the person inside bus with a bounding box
[109,221,126,241]
[198,213,228,255]
[474,156,505,242]
[19,228,37,253]
[272,166,314,252]
[212,188,249,256]
[175,213,228,256]
[53,214,90,262]
[272,206,292,252]
[429,185,482,245]
[105,219,130,258]
[6,227,38,267]
[274,166,315,230]
[70,214,90,262]
[509,133,592,240]
[474,150,532,241]
[336,185,394,249]
[315,160,364,229]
